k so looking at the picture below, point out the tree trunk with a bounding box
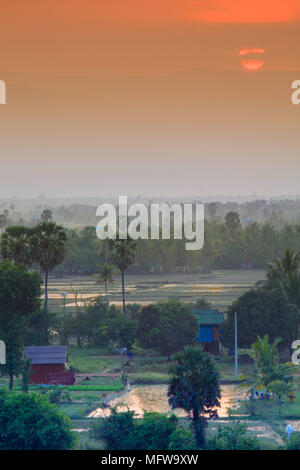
[250,388,255,416]
[192,408,206,449]
[44,270,49,309]
[121,270,126,314]
[105,280,108,300]
[9,372,14,391]
[43,270,49,344]
[77,331,81,348]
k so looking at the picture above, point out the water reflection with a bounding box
[89,384,244,418]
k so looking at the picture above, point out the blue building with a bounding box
[192,309,224,355]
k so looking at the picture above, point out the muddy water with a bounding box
[89,384,244,418]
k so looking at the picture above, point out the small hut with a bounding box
[24,346,75,385]
[192,309,223,355]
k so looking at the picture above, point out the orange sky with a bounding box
[1,1,300,76]
[1,1,300,198]
[1,0,300,28]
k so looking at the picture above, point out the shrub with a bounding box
[90,409,178,450]
[0,390,75,450]
[206,422,260,450]
[286,432,300,450]
[168,427,196,450]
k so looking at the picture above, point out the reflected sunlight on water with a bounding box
[89,384,244,418]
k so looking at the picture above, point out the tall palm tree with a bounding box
[92,262,115,300]
[109,237,136,313]
[35,222,67,309]
[168,346,221,449]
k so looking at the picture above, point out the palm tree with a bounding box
[34,223,67,344]
[265,249,300,289]
[93,263,115,300]
[281,271,300,309]
[168,346,221,449]
[258,249,300,312]
[0,226,35,266]
[109,237,136,313]
[239,335,294,407]
[35,222,67,309]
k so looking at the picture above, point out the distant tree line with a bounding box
[44,217,300,274]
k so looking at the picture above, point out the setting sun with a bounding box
[240,48,265,71]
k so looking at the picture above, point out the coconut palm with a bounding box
[257,249,300,312]
[93,262,116,300]
[239,335,294,401]
[265,249,300,289]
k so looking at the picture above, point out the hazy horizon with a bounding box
[1,1,300,199]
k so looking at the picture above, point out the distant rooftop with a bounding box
[192,309,223,326]
[24,346,67,364]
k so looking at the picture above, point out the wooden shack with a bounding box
[192,309,223,355]
[24,346,75,385]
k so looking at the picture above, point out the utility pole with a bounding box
[234,311,238,377]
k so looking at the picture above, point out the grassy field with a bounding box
[46,269,266,313]
[5,268,298,450]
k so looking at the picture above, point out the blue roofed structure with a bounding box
[192,309,224,355]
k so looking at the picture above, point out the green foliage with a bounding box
[0,389,75,450]
[0,261,42,389]
[246,335,294,390]
[286,431,300,450]
[225,211,241,233]
[168,346,221,448]
[222,289,298,350]
[27,384,123,392]
[35,222,67,316]
[193,297,212,310]
[136,300,198,357]
[93,262,116,298]
[82,296,137,349]
[36,385,72,404]
[168,427,196,450]
[109,237,136,313]
[207,422,260,450]
[21,359,32,393]
[90,409,178,450]
[90,409,135,450]
[263,249,300,309]
[0,226,36,266]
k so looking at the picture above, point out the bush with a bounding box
[0,389,75,450]
[206,422,260,450]
[137,300,198,357]
[168,427,196,450]
[222,289,298,350]
[90,409,136,450]
[90,409,179,450]
[286,432,300,450]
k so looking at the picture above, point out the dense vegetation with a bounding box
[50,220,300,274]
[2,203,300,275]
[0,389,75,450]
